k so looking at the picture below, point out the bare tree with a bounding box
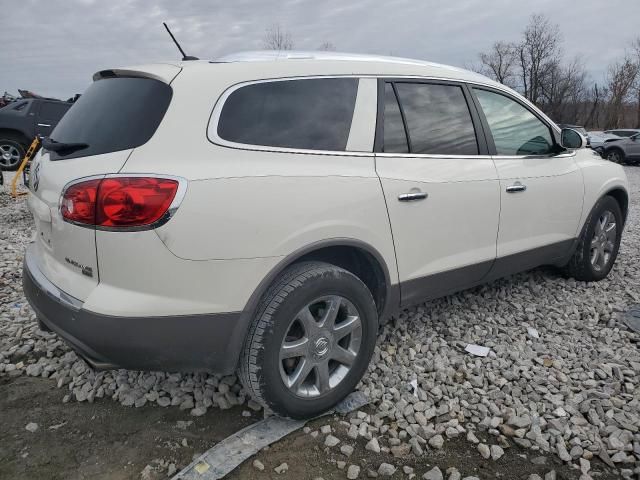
[478,41,517,87]
[262,24,294,51]
[515,14,562,105]
[318,41,336,51]
[540,56,588,122]
[632,37,640,128]
[605,56,639,128]
[585,83,603,129]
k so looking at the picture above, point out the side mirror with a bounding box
[630,134,639,141]
[560,128,585,149]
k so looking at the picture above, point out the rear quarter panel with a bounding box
[120,64,399,302]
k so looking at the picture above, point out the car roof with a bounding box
[107,51,503,89]
[210,50,496,83]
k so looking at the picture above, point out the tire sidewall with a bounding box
[258,268,377,418]
[580,196,623,280]
[0,139,26,171]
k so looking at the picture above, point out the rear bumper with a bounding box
[22,244,245,373]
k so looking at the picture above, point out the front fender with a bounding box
[575,149,629,234]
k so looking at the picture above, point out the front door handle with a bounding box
[398,192,428,202]
[37,123,51,128]
[506,183,527,193]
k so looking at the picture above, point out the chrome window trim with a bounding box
[59,173,188,232]
[206,73,561,159]
[374,152,493,159]
[208,75,372,156]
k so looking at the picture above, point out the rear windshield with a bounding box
[49,77,172,160]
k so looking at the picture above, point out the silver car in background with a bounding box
[599,130,640,164]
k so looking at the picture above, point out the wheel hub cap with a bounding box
[0,144,20,167]
[313,336,330,357]
[278,295,363,398]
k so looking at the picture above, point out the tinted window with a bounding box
[394,83,478,155]
[218,78,358,151]
[49,77,172,160]
[40,102,69,121]
[474,89,553,156]
[383,83,408,153]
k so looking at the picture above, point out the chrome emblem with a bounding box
[314,337,330,356]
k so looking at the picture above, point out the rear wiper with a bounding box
[42,138,89,154]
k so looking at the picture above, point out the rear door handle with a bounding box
[506,183,526,193]
[398,192,428,202]
[37,123,51,128]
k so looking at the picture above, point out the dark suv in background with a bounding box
[0,98,72,170]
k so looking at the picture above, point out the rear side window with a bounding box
[217,78,358,151]
[474,88,553,156]
[392,83,478,155]
[49,77,172,160]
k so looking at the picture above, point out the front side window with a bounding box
[217,78,358,151]
[474,89,554,156]
[392,83,478,155]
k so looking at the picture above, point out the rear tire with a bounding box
[563,196,623,281]
[0,134,27,171]
[239,261,378,419]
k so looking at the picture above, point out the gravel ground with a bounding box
[1,168,640,479]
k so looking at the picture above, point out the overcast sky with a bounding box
[2,0,638,99]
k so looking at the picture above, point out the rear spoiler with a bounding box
[93,63,182,84]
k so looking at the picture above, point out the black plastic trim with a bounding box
[239,238,400,328]
[399,239,576,309]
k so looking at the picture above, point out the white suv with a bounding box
[23,51,629,418]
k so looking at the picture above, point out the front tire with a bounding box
[606,148,625,164]
[563,196,623,281]
[239,261,378,419]
[0,135,26,171]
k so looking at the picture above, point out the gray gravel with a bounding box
[2,168,640,476]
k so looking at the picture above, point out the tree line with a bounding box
[473,14,640,130]
[262,17,640,130]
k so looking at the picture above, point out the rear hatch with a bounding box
[27,66,178,301]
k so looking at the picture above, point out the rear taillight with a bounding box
[61,176,181,229]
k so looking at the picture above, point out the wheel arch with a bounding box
[0,128,31,146]
[226,239,399,373]
[244,239,398,323]
[605,187,629,225]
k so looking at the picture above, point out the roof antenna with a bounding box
[163,22,199,61]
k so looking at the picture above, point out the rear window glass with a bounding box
[217,78,358,151]
[394,83,478,155]
[49,77,172,160]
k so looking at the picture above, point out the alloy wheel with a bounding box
[590,210,617,272]
[0,143,21,168]
[279,295,362,398]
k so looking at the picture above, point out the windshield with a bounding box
[49,77,172,160]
